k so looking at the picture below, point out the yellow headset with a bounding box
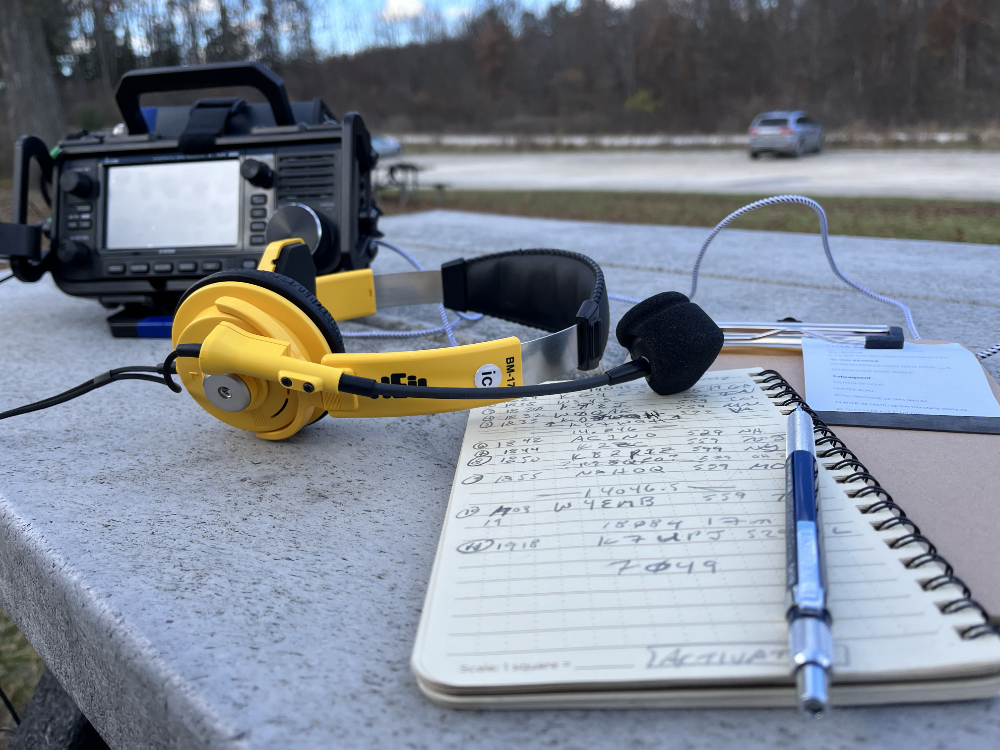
[0,239,722,434]
[172,238,617,440]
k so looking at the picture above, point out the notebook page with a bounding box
[412,370,1000,694]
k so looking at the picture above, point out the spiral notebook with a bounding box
[411,368,1000,709]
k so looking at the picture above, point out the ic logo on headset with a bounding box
[475,358,516,389]
[167,239,724,440]
[475,364,501,388]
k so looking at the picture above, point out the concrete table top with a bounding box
[1,211,999,749]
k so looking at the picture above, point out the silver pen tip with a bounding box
[796,664,830,718]
[786,406,816,456]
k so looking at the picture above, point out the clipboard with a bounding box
[712,347,1000,620]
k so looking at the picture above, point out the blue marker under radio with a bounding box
[135,316,174,339]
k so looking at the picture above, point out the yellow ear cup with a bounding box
[172,270,344,440]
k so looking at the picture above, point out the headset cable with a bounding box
[0,345,201,422]
[0,683,19,726]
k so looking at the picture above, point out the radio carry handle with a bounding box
[0,135,53,281]
[115,61,296,136]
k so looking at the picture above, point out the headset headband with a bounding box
[306,247,609,383]
[442,250,609,374]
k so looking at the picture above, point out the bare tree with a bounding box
[8,0,1000,149]
[0,0,67,147]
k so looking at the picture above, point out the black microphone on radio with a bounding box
[338,292,725,401]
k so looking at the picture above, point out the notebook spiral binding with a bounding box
[753,369,1000,642]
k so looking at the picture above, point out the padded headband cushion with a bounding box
[176,268,345,354]
[442,248,609,353]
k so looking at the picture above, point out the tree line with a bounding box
[315,0,1000,134]
[1,0,999,169]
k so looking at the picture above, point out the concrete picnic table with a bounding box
[1,211,999,748]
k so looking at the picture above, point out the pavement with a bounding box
[390,149,1000,200]
[0,212,998,749]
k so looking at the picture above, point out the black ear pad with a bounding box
[616,292,724,395]
[176,269,345,354]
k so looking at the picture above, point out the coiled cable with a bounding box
[687,194,921,339]
[976,342,1000,361]
[609,292,641,305]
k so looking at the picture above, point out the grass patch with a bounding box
[4,178,997,245]
[380,189,1000,245]
[0,608,45,746]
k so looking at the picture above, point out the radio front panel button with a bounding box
[250,221,267,232]
[250,208,267,219]
[241,259,257,268]
[154,263,174,273]
[129,263,150,274]
[250,235,266,246]
[177,262,197,273]
[79,221,92,229]
[250,194,267,205]
[201,261,222,272]
[107,264,126,274]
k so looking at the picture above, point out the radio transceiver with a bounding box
[0,61,382,335]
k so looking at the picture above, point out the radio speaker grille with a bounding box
[276,152,336,202]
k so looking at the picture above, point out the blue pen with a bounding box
[785,406,834,717]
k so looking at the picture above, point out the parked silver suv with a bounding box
[748,111,824,158]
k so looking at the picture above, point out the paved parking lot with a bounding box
[393,149,1000,200]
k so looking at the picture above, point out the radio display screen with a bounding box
[105,159,241,250]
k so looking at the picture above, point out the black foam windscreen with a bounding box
[615,292,724,395]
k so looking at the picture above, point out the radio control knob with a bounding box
[241,159,274,188]
[56,239,91,266]
[59,169,95,198]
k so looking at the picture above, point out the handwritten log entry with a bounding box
[413,370,1000,694]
